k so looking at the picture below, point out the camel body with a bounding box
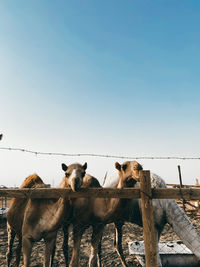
[108,162,200,267]
[6,174,45,266]
[6,162,87,267]
[22,162,87,267]
[22,183,69,267]
[64,161,141,267]
[63,174,102,267]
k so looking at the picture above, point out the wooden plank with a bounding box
[0,188,141,199]
[167,184,200,188]
[1,188,200,199]
[140,170,158,267]
[152,188,200,200]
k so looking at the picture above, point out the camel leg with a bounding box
[15,236,22,267]
[114,222,128,267]
[6,226,16,267]
[44,231,57,267]
[155,229,162,267]
[89,224,104,267]
[97,235,102,267]
[50,238,56,267]
[62,223,69,267]
[22,237,33,267]
[69,224,84,267]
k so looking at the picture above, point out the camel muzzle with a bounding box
[71,178,81,192]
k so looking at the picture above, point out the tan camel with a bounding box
[6,174,45,267]
[113,161,200,267]
[63,161,141,267]
[10,162,86,267]
[62,174,102,267]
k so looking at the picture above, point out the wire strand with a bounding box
[0,147,200,160]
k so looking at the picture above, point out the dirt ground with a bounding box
[1,211,200,267]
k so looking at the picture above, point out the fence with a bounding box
[1,170,200,267]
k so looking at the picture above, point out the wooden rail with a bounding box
[167,183,200,188]
[1,188,200,199]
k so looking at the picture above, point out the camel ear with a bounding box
[62,163,68,172]
[83,162,87,170]
[115,162,121,171]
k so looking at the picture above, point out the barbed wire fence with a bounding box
[1,146,200,266]
[1,180,200,266]
[1,146,200,160]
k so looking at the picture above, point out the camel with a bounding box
[112,161,200,267]
[63,161,141,267]
[62,173,102,267]
[9,162,87,267]
[6,174,45,267]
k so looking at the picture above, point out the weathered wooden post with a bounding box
[178,165,186,211]
[195,178,200,212]
[140,170,158,267]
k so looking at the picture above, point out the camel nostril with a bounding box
[71,179,81,192]
[74,181,79,191]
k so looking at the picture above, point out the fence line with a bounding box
[1,187,200,199]
[1,146,200,160]
[2,170,200,267]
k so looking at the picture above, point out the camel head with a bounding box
[61,162,87,191]
[115,161,143,188]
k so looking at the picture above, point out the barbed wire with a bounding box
[0,146,200,160]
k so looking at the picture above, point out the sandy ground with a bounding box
[1,214,200,267]
[0,202,200,266]
[0,219,142,267]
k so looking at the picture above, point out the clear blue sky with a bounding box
[1,0,200,186]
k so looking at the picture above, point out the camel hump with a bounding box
[20,174,44,188]
[83,174,101,188]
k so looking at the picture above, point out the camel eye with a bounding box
[122,164,127,171]
[65,173,70,177]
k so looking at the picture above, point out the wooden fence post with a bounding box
[178,165,186,211]
[140,170,158,267]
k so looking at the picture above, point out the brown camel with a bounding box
[63,161,141,267]
[21,162,87,267]
[113,161,200,267]
[62,173,102,267]
[6,174,45,267]
[7,162,86,267]
[113,160,143,267]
